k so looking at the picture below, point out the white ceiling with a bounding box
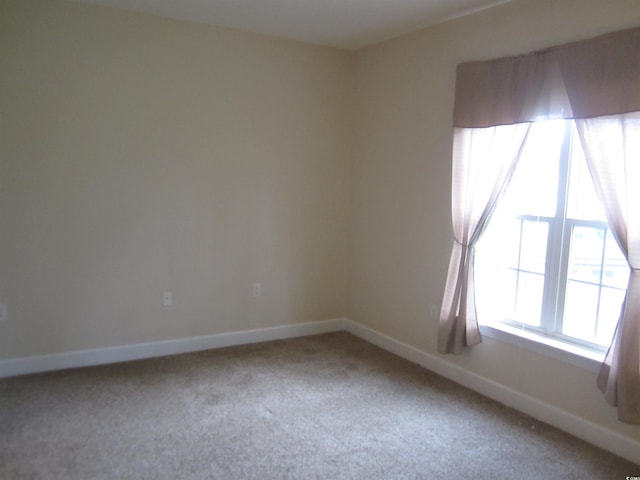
[78,0,512,50]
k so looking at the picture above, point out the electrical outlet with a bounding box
[163,291,172,306]
[252,282,261,297]
[0,304,7,322]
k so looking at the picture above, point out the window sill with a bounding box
[478,322,604,374]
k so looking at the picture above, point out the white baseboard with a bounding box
[344,318,640,465]
[2,316,637,464]
[0,318,346,379]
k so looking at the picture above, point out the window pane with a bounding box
[564,226,627,348]
[477,215,521,269]
[566,126,607,221]
[503,219,522,269]
[562,281,598,342]
[476,217,519,322]
[519,220,548,274]
[476,267,517,321]
[501,120,563,218]
[514,272,544,327]
[602,230,630,289]
[596,287,625,346]
[567,226,604,284]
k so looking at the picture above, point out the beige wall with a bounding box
[351,0,640,445]
[0,0,353,357]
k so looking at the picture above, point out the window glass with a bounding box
[519,220,548,274]
[602,230,629,289]
[515,272,544,327]
[562,281,598,341]
[567,126,607,222]
[475,119,630,352]
[567,226,604,285]
[475,219,518,321]
[500,121,563,218]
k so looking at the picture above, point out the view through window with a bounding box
[475,120,630,352]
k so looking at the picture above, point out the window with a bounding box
[439,26,640,423]
[475,120,630,353]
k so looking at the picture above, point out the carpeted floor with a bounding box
[1,332,638,479]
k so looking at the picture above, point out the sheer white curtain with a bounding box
[575,112,640,423]
[438,124,530,354]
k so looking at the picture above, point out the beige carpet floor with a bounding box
[1,332,638,479]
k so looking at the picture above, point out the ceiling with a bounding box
[77,0,512,50]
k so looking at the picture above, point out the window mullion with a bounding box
[542,121,573,337]
[552,220,572,336]
[593,226,608,341]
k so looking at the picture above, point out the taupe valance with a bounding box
[454,27,640,128]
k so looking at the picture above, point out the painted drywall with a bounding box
[350,0,640,446]
[0,0,353,358]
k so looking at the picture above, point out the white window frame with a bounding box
[477,120,628,370]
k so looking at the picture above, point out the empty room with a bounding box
[1,0,639,477]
